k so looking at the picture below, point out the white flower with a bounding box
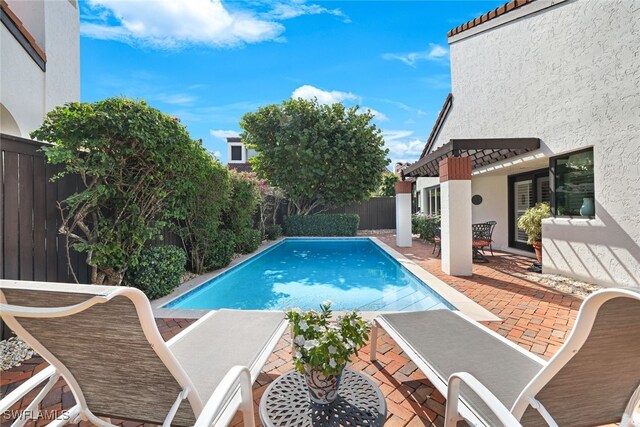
[313,325,326,333]
[329,358,337,368]
[322,300,333,307]
[304,339,319,350]
[294,335,306,346]
[328,345,337,354]
[295,351,302,359]
[299,320,309,331]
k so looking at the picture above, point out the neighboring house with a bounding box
[0,0,80,138]
[404,0,639,288]
[226,137,255,172]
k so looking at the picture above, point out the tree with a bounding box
[31,97,197,285]
[377,173,399,197]
[240,98,390,215]
[174,146,230,274]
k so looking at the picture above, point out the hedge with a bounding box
[236,228,262,254]
[205,229,236,270]
[124,245,186,299]
[284,214,359,236]
[265,224,283,240]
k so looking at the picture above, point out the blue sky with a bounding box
[79,0,504,164]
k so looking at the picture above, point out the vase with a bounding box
[531,240,543,263]
[304,365,343,405]
[580,197,595,217]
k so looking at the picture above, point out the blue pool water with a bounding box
[165,239,453,311]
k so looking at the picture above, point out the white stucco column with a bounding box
[440,157,473,276]
[395,180,413,247]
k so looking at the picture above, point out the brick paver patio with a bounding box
[1,235,591,426]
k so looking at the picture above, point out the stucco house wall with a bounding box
[426,0,640,287]
[0,0,80,138]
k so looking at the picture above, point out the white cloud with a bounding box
[421,74,451,89]
[358,106,388,121]
[267,3,350,23]
[155,93,197,105]
[210,129,240,140]
[291,85,358,104]
[212,150,222,159]
[382,130,425,163]
[382,43,449,67]
[81,0,285,48]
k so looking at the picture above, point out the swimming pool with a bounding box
[165,238,454,312]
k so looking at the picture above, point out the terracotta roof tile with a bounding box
[0,0,46,62]
[447,0,535,38]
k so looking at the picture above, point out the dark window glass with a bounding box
[552,149,595,217]
[231,145,243,161]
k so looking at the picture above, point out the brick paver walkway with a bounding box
[2,235,589,426]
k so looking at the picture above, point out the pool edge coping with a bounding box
[152,236,501,322]
[368,237,501,322]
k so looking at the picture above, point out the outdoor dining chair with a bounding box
[0,280,288,427]
[370,288,640,426]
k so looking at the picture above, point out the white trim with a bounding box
[228,142,246,163]
[447,0,570,44]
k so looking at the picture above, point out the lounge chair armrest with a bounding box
[0,365,58,413]
[445,372,522,427]
[194,365,255,427]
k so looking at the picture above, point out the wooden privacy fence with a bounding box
[1,134,92,284]
[326,197,396,230]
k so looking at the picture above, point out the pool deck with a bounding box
[2,233,597,427]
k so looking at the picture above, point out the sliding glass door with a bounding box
[508,169,550,251]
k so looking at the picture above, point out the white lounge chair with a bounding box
[0,280,288,427]
[370,288,640,426]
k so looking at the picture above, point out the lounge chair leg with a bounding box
[369,321,379,362]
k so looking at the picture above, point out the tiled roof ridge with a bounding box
[0,0,47,62]
[447,0,535,38]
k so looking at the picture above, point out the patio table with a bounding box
[259,368,386,427]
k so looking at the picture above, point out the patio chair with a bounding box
[472,221,496,258]
[432,226,441,257]
[0,280,288,427]
[370,288,640,426]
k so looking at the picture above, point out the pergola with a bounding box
[395,137,541,276]
[402,138,541,178]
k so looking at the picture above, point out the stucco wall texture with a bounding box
[431,0,640,288]
[0,0,80,138]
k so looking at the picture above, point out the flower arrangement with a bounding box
[286,301,370,377]
[286,301,370,404]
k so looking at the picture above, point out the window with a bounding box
[416,191,422,210]
[551,148,595,217]
[422,186,441,217]
[230,145,243,162]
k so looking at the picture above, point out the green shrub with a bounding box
[175,147,230,274]
[412,214,440,242]
[205,229,235,270]
[284,214,359,236]
[517,202,552,243]
[236,228,262,254]
[222,171,260,236]
[124,246,186,299]
[265,224,283,240]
